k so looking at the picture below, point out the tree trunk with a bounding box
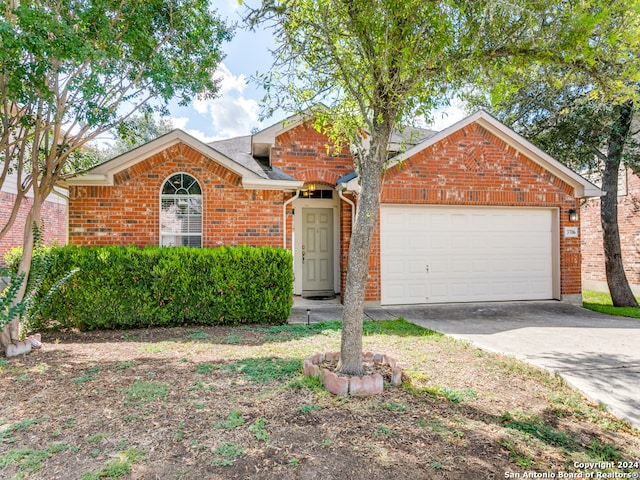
[339,123,390,376]
[0,199,40,353]
[601,100,638,307]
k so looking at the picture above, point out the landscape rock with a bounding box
[365,373,384,395]
[5,340,32,358]
[303,359,318,378]
[363,351,375,362]
[322,368,348,395]
[325,351,340,362]
[391,367,403,386]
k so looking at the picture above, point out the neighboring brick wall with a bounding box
[271,123,353,185]
[68,143,286,248]
[363,122,582,300]
[581,170,640,291]
[0,191,67,264]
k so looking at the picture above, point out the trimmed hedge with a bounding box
[31,245,293,331]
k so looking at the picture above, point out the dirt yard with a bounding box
[1,320,639,479]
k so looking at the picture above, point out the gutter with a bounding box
[337,184,356,229]
[283,190,300,249]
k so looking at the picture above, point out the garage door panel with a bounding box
[381,206,554,305]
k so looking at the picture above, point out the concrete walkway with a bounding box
[289,298,640,430]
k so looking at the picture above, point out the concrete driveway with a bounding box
[386,301,640,430]
[290,298,640,429]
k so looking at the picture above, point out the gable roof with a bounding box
[63,129,303,191]
[341,110,602,198]
[207,136,296,182]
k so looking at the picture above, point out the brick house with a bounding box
[581,169,640,294]
[0,174,67,265]
[63,110,599,305]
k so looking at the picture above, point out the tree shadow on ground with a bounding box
[41,318,442,346]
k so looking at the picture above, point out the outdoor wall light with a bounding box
[569,209,578,222]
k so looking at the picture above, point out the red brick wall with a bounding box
[271,123,353,185]
[0,191,67,264]
[273,123,356,296]
[68,143,286,248]
[581,170,640,290]
[339,193,355,300]
[363,123,582,300]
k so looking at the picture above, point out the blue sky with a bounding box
[166,0,466,143]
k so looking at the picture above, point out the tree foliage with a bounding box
[465,3,640,307]
[94,113,175,163]
[246,0,640,373]
[470,83,640,306]
[0,0,232,353]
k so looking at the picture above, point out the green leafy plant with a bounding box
[248,417,269,442]
[375,425,397,437]
[500,439,536,469]
[298,404,321,413]
[501,412,576,449]
[424,385,478,404]
[0,417,48,444]
[0,442,68,474]
[211,442,243,467]
[1,228,77,334]
[124,381,171,406]
[86,432,109,443]
[214,409,245,429]
[383,402,406,412]
[223,357,300,383]
[195,363,216,374]
[80,448,144,479]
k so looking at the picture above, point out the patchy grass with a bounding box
[0,320,638,479]
[79,447,144,479]
[124,381,171,406]
[583,290,640,318]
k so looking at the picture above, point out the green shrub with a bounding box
[25,245,293,331]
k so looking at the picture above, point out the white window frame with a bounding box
[159,172,203,247]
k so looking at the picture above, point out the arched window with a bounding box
[160,173,202,247]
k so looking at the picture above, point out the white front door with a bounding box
[302,208,334,295]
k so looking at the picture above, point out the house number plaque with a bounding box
[564,226,578,238]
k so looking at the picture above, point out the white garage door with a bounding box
[380,206,554,305]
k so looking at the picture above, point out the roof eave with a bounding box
[242,178,304,191]
[63,129,263,186]
[386,110,602,199]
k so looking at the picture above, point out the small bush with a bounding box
[22,245,293,331]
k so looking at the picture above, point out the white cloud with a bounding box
[186,63,261,141]
[428,98,468,131]
[184,129,221,144]
[169,117,190,130]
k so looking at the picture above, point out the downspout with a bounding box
[283,190,300,249]
[337,186,355,229]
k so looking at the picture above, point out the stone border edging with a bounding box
[303,351,403,396]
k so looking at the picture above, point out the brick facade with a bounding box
[370,123,582,300]
[271,124,354,185]
[0,191,67,265]
[67,118,589,303]
[581,170,640,292]
[68,143,286,248]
